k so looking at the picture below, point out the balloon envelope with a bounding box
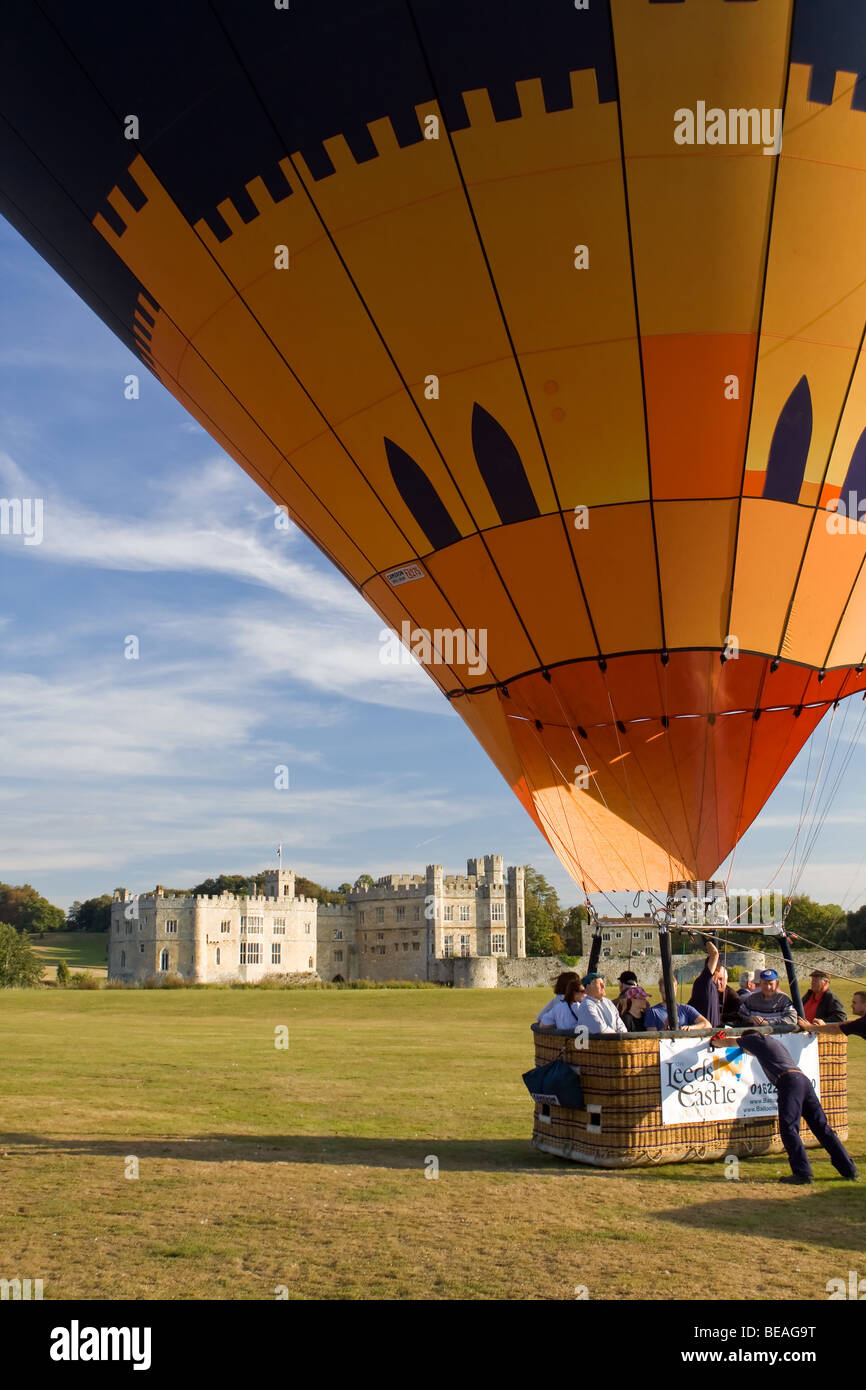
[3,0,866,889]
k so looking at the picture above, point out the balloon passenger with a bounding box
[738,969,797,1027]
[614,970,639,1009]
[543,978,587,1031]
[800,970,847,1024]
[575,973,627,1035]
[737,971,759,998]
[616,984,650,1032]
[536,971,581,1026]
[644,976,710,1031]
[709,1030,858,1186]
[799,991,866,1042]
[681,942,741,1023]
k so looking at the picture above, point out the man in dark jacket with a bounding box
[801,970,847,1024]
[709,1029,858,1185]
[800,990,866,1043]
[688,938,741,1027]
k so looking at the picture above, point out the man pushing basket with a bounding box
[708,1029,858,1186]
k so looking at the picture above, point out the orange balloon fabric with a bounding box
[3,0,866,887]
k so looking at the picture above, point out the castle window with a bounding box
[240,942,262,965]
[125,922,132,935]
[412,942,420,951]
[491,932,506,955]
[378,947,385,956]
[271,943,281,966]
[120,951,126,968]
[615,930,623,939]
[215,947,221,965]
[602,949,611,958]
[459,935,470,957]
[308,956,314,968]
[413,905,420,921]
[159,949,169,971]
[443,906,454,922]
[360,911,365,925]
[375,908,384,924]
[241,917,263,934]
[490,902,504,922]
[645,946,654,956]
[165,920,178,934]
[283,884,291,895]
[139,943,144,954]
[402,942,409,951]
[396,906,405,922]
[334,950,343,963]
[334,929,343,941]
[273,922,285,935]
[645,931,653,940]
[304,922,311,935]
[443,935,453,957]
[377,932,384,941]
[459,905,470,922]
[602,932,611,941]
[220,920,232,933]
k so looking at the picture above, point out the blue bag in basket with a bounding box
[522,1057,584,1109]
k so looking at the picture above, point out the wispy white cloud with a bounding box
[0,450,362,613]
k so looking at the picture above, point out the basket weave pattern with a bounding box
[530,1030,848,1168]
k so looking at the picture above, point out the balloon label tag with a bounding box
[385,564,425,587]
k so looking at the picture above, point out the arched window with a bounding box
[308,956,314,969]
[120,950,126,968]
[160,949,169,971]
[215,947,221,965]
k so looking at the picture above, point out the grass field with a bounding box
[30,932,108,980]
[0,981,864,1301]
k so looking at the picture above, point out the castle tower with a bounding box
[261,868,295,900]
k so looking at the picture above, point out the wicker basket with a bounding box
[529,1028,848,1168]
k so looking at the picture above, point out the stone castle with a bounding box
[108,856,526,986]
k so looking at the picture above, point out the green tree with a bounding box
[0,923,44,988]
[336,883,353,896]
[354,874,375,890]
[293,875,345,905]
[524,867,565,956]
[66,894,113,932]
[841,904,866,951]
[190,874,252,897]
[56,958,70,987]
[562,904,588,956]
[783,895,846,949]
[0,882,65,934]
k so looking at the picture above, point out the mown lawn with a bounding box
[0,982,863,1300]
[30,931,108,980]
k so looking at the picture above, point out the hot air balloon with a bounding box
[3,0,866,908]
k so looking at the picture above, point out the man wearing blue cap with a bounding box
[738,968,797,1027]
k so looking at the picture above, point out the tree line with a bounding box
[3,873,866,960]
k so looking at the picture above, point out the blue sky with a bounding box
[2,215,866,918]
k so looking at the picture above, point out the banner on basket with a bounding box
[658,1034,820,1125]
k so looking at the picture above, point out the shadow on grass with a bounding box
[0,1131,728,1178]
[653,1186,866,1251]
